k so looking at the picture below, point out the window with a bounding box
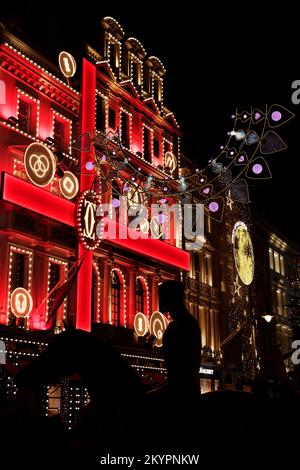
[276,288,283,315]
[143,126,151,162]
[280,255,285,276]
[132,60,140,88]
[108,108,116,129]
[204,254,212,286]
[53,118,65,149]
[269,248,285,276]
[153,137,160,158]
[111,271,121,326]
[194,253,200,277]
[17,91,38,136]
[47,259,68,331]
[153,77,161,103]
[108,42,118,74]
[11,252,26,290]
[269,248,274,270]
[274,252,280,274]
[48,262,61,330]
[18,99,31,133]
[48,385,61,417]
[53,114,71,153]
[135,278,144,313]
[8,246,33,327]
[96,94,106,132]
[120,111,130,148]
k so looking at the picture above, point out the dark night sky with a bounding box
[1,1,299,245]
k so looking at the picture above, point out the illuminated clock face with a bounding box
[232,222,255,285]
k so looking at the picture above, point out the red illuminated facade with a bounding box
[0,18,188,344]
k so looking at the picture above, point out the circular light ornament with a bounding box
[24,143,56,187]
[232,221,255,285]
[59,171,79,199]
[58,51,77,78]
[209,201,219,213]
[164,151,177,174]
[252,163,263,175]
[149,311,169,348]
[10,287,33,318]
[134,312,149,337]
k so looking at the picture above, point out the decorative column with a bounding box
[0,237,8,325]
[151,271,160,312]
[128,268,136,328]
[102,258,112,325]
[76,58,96,331]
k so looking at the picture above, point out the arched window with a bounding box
[111,270,121,326]
[135,278,144,313]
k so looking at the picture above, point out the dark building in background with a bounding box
[253,219,300,375]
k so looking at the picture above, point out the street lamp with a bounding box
[262,313,274,323]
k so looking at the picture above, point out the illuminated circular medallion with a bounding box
[134,312,149,337]
[232,221,255,285]
[58,51,77,78]
[149,311,169,348]
[10,287,33,318]
[76,190,101,250]
[164,151,177,174]
[24,143,56,187]
[59,171,79,199]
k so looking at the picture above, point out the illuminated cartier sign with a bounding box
[150,311,168,347]
[232,221,255,286]
[76,190,101,250]
[133,311,169,347]
[58,51,77,78]
[134,312,149,337]
[59,171,79,199]
[10,287,33,318]
[24,143,56,187]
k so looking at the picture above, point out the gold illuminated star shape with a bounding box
[226,190,234,210]
[234,276,241,296]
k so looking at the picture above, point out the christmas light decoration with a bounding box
[10,288,33,318]
[58,51,77,78]
[24,142,57,187]
[72,103,293,224]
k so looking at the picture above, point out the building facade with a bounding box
[253,220,300,374]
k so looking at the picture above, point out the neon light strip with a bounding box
[1,173,75,226]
